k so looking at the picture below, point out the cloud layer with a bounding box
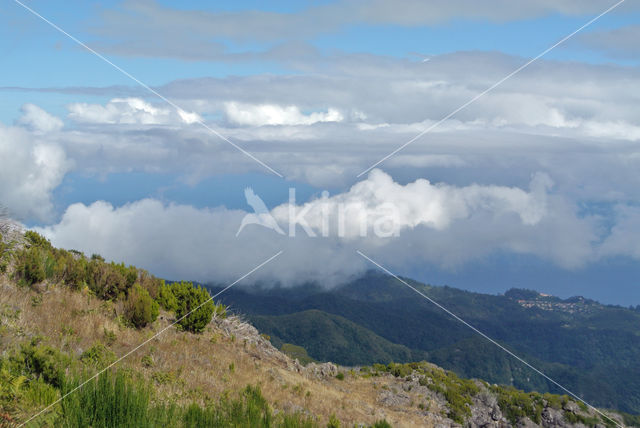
[2,47,639,287]
[90,0,638,61]
[35,169,621,287]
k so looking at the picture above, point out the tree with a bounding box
[124,283,159,328]
[173,282,214,333]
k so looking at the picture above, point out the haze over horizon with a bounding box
[2,0,640,305]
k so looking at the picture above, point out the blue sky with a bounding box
[2,0,640,305]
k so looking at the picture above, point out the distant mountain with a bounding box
[210,271,640,414]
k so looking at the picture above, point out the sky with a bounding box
[2,0,640,305]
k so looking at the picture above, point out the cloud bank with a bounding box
[35,170,613,287]
[90,0,639,61]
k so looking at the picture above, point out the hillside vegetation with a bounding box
[0,230,636,427]
[210,273,640,414]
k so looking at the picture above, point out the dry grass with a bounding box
[0,276,441,427]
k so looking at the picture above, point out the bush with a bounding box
[24,231,52,249]
[15,247,46,286]
[63,256,88,290]
[80,343,116,367]
[156,282,178,311]
[327,414,340,428]
[23,377,59,407]
[124,284,159,328]
[12,340,70,388]
[172,282,215,333]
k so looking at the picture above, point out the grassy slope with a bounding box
[0,280,429,426]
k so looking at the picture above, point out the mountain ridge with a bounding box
[208,271,640,414]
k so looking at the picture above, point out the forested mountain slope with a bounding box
[211,272,640,414]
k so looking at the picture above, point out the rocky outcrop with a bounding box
[305,362,338,379]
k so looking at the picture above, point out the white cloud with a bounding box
[36,170,602,286]
[16,104,64,133]
[272,170,553,235]
[4,51,640,229]
[599,205,640,260]
[67,98,201,125]
[0,123,73,222]
[224,102,343,126]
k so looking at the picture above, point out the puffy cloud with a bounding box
[224,102,343,126]
[16,104,64,133]
[67,98,201,125]
[272,170,553,235]
[599,205,640,260]
[0,123,73,222]
[36,170,601,286]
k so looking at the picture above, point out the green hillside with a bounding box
[211,272,640,414]
[250,309,427,365]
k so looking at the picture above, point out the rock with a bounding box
[490,406,502,422]
[516,417,538,428]
[541,407,564,426]
[305,362,338,379]
[287,359,304,373]
[377,390,411,407]
[563,401,580,413]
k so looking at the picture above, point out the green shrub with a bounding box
[388,363,412,378]
[13,340,70,388]
[103,328,117,346]
[141,355,154,368]
[493,386,545,425]
[24,231,52,249]
[80,343,115,367]
[15,247,46,286]
[124,283,159,328]
[23,377,59,407]
[327,414,340,428]
[87,260,127,299]
[63,256,88,290]
[172,282,215,333]
[157,282,178,311]
[0,365,27,404]
[335,373,344,381]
